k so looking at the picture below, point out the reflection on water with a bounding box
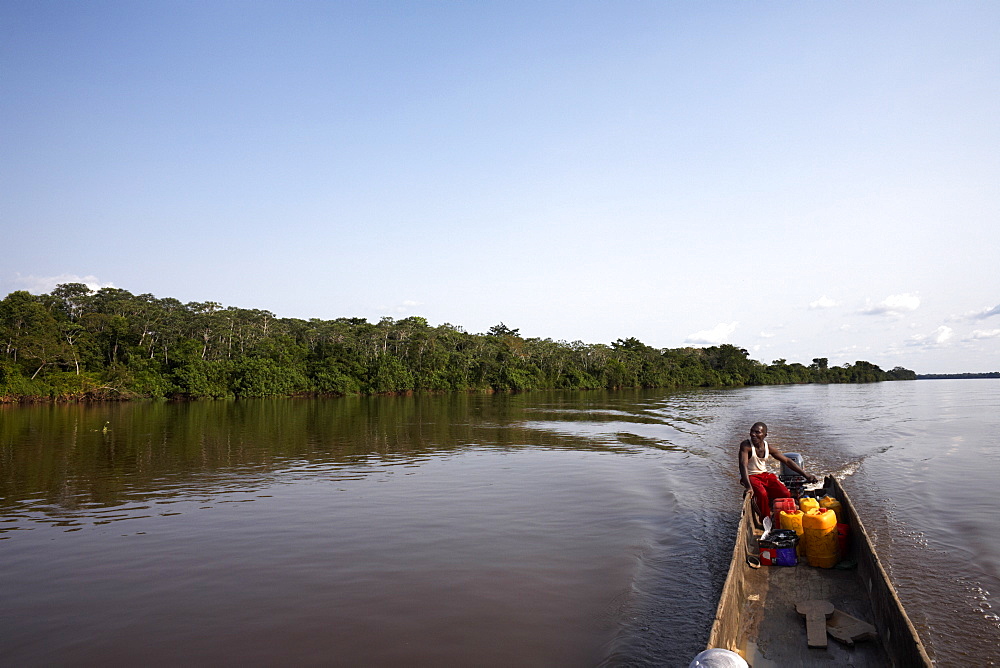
[1,382,998,665]
[1,391,724,531]
[0,391,716,667]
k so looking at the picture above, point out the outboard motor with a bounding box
[779,452,806,498]
[780,452,803,477]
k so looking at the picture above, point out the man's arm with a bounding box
[738,441,751,488]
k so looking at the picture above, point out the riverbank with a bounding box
[2,285,915,403]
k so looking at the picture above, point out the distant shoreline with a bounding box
[915,373,1000,380]
[0,284,918,403]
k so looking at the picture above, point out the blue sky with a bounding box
[3,1,998,374]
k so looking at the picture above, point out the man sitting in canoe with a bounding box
[739,422,817,519]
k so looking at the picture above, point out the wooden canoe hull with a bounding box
[706,475,932,666]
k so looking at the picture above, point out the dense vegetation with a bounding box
[0,284,916,401]
[916,372,999,379]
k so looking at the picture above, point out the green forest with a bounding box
[0,284,916,402]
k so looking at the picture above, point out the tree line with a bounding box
[916,372,999,379]
[0,284,916,401]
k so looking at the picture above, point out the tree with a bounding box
[704,344,752,385]
[811,357,829,371]
[886,366,917,381]
[50,283,94,321]
[0,291,66,378]
[487,323,520,337]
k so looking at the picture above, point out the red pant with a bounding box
[749,472,791,519]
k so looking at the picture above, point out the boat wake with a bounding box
[831,444,893,480]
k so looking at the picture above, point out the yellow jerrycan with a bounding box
[803,507,838,568]
[799,496,819,514]
[778,509,805,554]
[819,495,843,524]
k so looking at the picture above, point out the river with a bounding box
[1,380,997,666]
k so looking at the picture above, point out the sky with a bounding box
[2,1,998,374]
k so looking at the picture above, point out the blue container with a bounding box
[775,544,798,566]
[773,532,799,566]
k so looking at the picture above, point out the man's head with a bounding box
[750,422,767,446]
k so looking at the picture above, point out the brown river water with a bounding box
[1,381,997,666]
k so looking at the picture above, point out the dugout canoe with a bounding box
[706,475,932,666]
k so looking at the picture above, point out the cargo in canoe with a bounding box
[705,474,932,666]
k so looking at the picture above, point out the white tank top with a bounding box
[747,439,769,475]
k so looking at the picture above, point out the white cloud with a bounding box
[833,344,867,359]
[14,273,115,294]
[685,322,738,345]
[861,293,920,316]
[386,299,424,314]
[759,331,775,338]
[970,329,1000,340]
[966,304,1000,320]
[932,326,953,344]
[808,296,838,309]
[908,325,953,348]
